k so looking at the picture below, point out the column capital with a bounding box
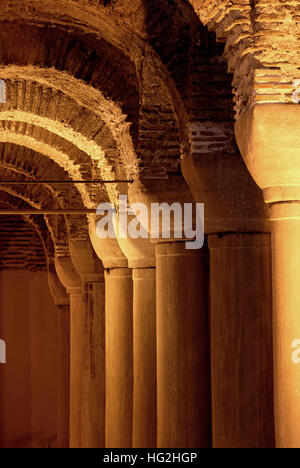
[48,262,69,306]
[89,214,128,269]
[69,239,104,283]
[235,105,300,204]
[128,176,198,244]
[181,144,268,233]
[118,237,156,269]
[55,255,82,295]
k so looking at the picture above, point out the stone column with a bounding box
[55,256,83,449]
[235,105,300,448]
[118,237,157,448]
[128,178,211,448]
[181,139,274,448]
[69,240,105,448]
[56,303,70,449]
[132,267,156,448]
[209,234,274,448]
[48,262,70,449]
[105,267,133,448]
[156,241,210,448]
[89,224,134,448]
[270,203,300,448]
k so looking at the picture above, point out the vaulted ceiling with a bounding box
[0,0,237,269]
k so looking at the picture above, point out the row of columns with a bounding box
[46,105,300,449]
[48,234,276,448]
[50,104,300,448]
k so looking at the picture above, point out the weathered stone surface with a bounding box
[191,0,300,118]
[0,0,290,450]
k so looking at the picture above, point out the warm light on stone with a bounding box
[0,0,299,450]
[236,104,300,448]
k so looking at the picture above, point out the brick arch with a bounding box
[0,196,55,262]
[0,1,236,189]
[0,141,95,240]
[0,1,186,164]
[0,142,80,203]
[0,165,70,256]
[0,70,138,181]
[0,144,102,252]
[0,20,142,172]
[0,71,139,203]
[0,22,140,135]
[0,129,119,245]
[0,129,94,206]
[0,191,56,267]
[24,214,55,262]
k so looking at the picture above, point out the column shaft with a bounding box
[209,234,274,448]
[156,242,211,448]
[271,203,300,448]
[69,289,84,448]
[80,280,105,448]
[105,268,133,448]
[56,304,70,448]
[132,268,156,448]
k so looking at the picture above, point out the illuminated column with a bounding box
[236,105,300,448]
[118,238,157,448]
[155,241,210,448]
[209,234,274,448]
[105,267,133,448]
[48,263,70,449]
[55,256,83,449]
[128,179,211,448]
[132,267,156,448]
[270,203,300,448]
[182,143,274,448]
[69,240,105,448]
[90,226,133,448]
